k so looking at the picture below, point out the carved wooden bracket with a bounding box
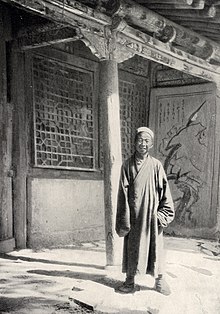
[80,27,135,62]
[2,0,220,82]
[80,30,108,60]
[79,20,135,62]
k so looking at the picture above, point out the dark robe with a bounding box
[116,154,174,277]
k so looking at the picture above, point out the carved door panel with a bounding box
[149,83,217,236]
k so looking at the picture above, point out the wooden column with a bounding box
[0,8,14,252]
[214,83,220,241]
[99,60,123,267]
[11,44,27,249]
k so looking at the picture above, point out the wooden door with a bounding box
[149,83,217,238]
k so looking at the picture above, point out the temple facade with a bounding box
[0,0,220,265]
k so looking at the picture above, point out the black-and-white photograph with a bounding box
[0,1,219,313]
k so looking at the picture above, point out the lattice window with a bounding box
[119,79,147,160]
[32,54,96,170]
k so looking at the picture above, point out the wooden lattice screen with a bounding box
[119,74,147,160]
[32,54,96,170]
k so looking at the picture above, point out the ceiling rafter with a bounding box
[136,0,206,9]
[162,14,220,23]
[106,0,220,63]
[152,6,217,17]
[134,0,220,44]
[1,0,220,80]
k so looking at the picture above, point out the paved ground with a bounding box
[0,237,219,314]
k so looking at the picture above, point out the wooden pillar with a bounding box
[11,44,27,249]
[214,83,220,241]
[99,60,123,267]
[0,8,14,252]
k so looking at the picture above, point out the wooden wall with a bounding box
[149,63,220,240]
[0,5,15,253]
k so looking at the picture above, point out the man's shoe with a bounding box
[116,282,140,294]
[155,277,171,296]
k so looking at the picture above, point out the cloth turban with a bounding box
[136,127,154,140]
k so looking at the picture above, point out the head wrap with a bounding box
[136,127,154,140]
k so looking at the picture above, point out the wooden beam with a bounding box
[0,2,12,40]
[140,0,205,9]
[17,23,82,50]
[106,0,220,63]
[2,0,220,64]
[203,4,217,17]
[192,0,205,9]
[179,21,220,30]
[136,0,193,4]
[183,26,220,36]
[152,7,217,18]
[142,4,199,10]
[2,0,220,77]
[114,20,220,82]
[163,14,220,23]
[0,0,112,58]
[193,31,220,38]
[137,0,204,9]
[0,0,111,25]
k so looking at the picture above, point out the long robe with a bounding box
[116,154,174,277]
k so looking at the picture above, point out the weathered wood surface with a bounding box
[0,0,111,25]
[1,0,220,83]
[149,83,219,239]
[214,87,220,238]
[114,21,220,82]
[18,23,81,50]
[11,46,27,249]
[106,0,220,63]
[192,0,205,9]
[137,0,193,4]
[0,8,14,252]
[99,60,122,266]
[155,5,217,18]
[142,0,204,10]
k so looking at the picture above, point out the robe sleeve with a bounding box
[157,162,175,228]
[115,164,131,237]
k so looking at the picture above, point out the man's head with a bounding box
[135,127,154,157]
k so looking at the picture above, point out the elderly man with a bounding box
[116,127,175,295]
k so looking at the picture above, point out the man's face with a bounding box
[135,132,153,156]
